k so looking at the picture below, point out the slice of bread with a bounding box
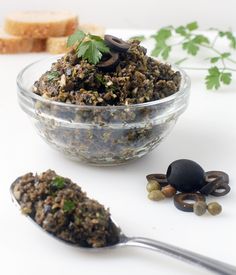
[0,27,45,53]
[46,24,105,54]
[4,11,78,39]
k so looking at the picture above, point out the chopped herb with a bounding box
[63,200,76,212]
[47,71,60,81]
[95,74,106,85]
[67,30,110,65]
[51,176,65,189]
[129,35,146,42]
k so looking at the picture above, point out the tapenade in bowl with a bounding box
[17,33,190,166]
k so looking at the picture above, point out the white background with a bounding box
[0,0,236,29]
[0,1,236,275]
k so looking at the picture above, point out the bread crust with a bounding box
[4,11,78,38]
[0,28,45,53]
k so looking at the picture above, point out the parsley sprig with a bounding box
[67,30,110,64]
[132,22,236,90]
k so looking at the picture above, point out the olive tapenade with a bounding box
[28,37,185,165]
[33,40,181,105]
[12,170,120,248]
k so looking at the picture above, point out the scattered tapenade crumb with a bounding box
[13,170,120,248]
[33,40,181,106]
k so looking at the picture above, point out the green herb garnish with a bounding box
[51,176,65,189]
[47,71,60,81]
[132,22,236,91]
[63,200,76,212]
[67,30,110,65]
[129,35,146,42]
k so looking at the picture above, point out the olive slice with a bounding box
[146,173,169,187]
[211,182,231,197]
[199,181,216,195]
[200,171,230,196]
[97,52,119,72]
[174,193,206,212]
[200,182,230,197]
[205,171,229,184]
[104,35,130,52]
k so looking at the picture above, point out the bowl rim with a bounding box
[17,55,191,110]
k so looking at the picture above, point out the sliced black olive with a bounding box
[199,181,216,195]
[211,182,230,197]
[146,173,169,187]
[97,52,119,72]
[104,35,130,52]
[174,193,206,212]
[205,171,229,184]
[200,171,230,196]
[166,159,205,192]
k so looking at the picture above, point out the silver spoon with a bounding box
[10,179,236,275]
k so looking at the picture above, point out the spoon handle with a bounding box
[125,237,236,275]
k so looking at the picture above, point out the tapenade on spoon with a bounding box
[11,170,119,248]
[10,170,236,275]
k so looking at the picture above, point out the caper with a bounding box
[148,190,165,201]
[207,202,222,216]
[161,185,176,198]
[193,201,207,216]
[146,180,161,192]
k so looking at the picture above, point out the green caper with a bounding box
[207,202,222,216]
[146,180,161,192]
[148,190,165,201]
[193,201,207,216]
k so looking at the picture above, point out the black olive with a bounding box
[200,171,230,196]
[166,159,205,192]
[205,171,229,184]
[174,193,206,212]
[104,35,130,52]
[97,52,119,72]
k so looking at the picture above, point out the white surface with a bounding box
[0,0,236,29]
[0,29,236,275]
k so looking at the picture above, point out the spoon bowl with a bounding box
[10,178,236,274]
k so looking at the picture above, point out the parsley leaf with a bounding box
[51,176,65,189]
[193,35,209,45]
[210,57,220,63]
[63,200,76,212]
[47,71,60,81]
[219,31,236,49]
[221,52,231,58]
[183,40,199,55]
[205,67,221,89]
[67,30,86,47]
[152,28,172,42]
[205,67,232,90]
[175,26,187,36]
[151,28,172,59]
[67,31,110,64]
[186,21,198,31]
[220,72,232,85]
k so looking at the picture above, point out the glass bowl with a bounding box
[17,56,191,166]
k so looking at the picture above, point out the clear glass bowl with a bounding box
[17,56,191,166]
